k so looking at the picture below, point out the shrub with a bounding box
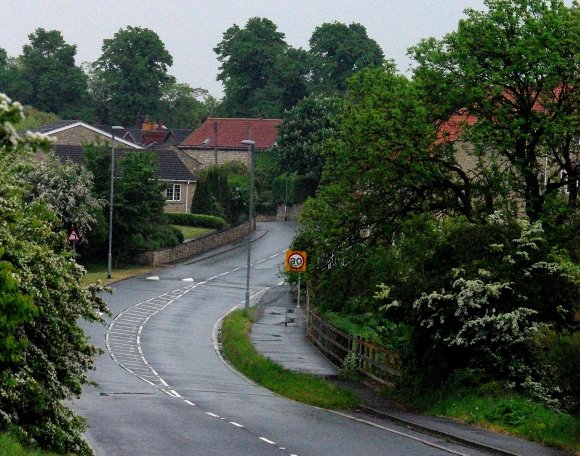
[530,327,580,414]
[165,213,226,230]
[377,215,580,400]
[125,223,184,250]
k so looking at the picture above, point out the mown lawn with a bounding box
[81,263,161,286]
[173,225,215,240]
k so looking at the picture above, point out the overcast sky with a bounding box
[1,0,491,98]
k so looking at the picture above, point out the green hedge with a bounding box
[165,213,227,230]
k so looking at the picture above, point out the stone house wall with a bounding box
[163,181,196,214]
[179,148,251,168]
[128,219,255,265]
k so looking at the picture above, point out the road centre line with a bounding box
[105,248,294,448]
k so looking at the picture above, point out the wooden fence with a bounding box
[306,305,400,384]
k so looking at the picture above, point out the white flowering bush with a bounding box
[0,94,108,455]
[376,214,580,404]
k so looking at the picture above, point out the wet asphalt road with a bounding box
[74,222,486,456]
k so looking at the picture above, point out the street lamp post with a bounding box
[242,139,255,309]
[107,126,124,279]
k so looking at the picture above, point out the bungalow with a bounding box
[33,120,197,213]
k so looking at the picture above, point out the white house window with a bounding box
[166,184,181,201]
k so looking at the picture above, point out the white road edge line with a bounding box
[328,410,470,456]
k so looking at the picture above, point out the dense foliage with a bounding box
[294,0,580,415]
[214,17,310,118]
[214,17,385,118]
[82,143,183,258]
[190,162,251,224]
[309,22,384,95]
[1,29,90,120]
[410,0,579,219]
[0,94,107,454]
[274,95,338,184]
[94,26,175,125]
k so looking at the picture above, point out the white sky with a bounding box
[1,0,490,98]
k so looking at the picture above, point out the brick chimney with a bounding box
[141,118,166,145]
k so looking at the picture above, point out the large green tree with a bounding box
[0,94,107,455]
[215,17,309,117]
[410,0,580,220]
[308,22,385,95]
[83,145,182,254]
[0,49,21,98]
[95,26,175,125]
[275,95,338,183]
[18,28,90,119]
[160,83,212,129]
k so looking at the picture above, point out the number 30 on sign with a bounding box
[285,250,307,272]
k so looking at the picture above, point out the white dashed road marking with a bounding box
[105,249,298,454]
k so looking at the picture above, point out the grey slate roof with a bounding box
[32,120,81,134]
[53,145,196,181]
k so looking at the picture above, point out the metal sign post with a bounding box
[284,250,307,326]
[67,229,81,261]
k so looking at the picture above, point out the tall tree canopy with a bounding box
[17,28,90,119]
[309,22,385,95]
[410,0,580,220]
[215,17,309,117]
[96,26,175,125]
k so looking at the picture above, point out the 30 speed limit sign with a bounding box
[285,250,307,272]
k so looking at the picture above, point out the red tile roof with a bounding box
[434,110,478,145]
[179,117,282,150]
[433,84,573,146]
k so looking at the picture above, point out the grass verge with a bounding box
[0,433,61,456]
[221,308,359,410]
[173,225,215,240]
[81,262,161,286]
[422,388,580,453]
